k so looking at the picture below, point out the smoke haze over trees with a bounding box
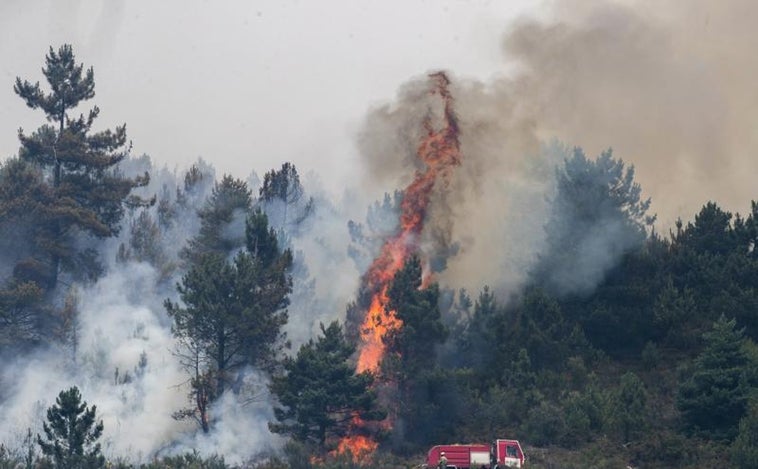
[3,2,758,468]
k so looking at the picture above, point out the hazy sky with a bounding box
[0,0,538,193]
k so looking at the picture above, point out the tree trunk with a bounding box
[48,109,65,290]
[217,331,226,396]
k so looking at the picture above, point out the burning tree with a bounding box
[269,321,385,449]
[355,71,460,376]
[339,71,462,457]
[382,255,448,447]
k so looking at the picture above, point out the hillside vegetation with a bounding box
[2,45,758,469]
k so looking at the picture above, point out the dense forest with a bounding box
[2,44,758,469]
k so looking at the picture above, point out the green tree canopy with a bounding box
[731,400,758,469]
[675,202,736,256]
[258,162,313,233]
[166,210,291,432]
[269,321,385,448]
[533,148,653,296]
[180,175,251,265]
[381,255,447,450]
[14,44,151,289]
[610,372,648,443]
[455,286,500,373]
[678,315,750,441]
[37,386,104,469]
[384,255,446,381]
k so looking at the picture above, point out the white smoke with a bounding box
[0,259,293,464]
[278,177,363,351]
[0,263,189,461]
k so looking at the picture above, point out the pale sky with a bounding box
[0,0,540,193]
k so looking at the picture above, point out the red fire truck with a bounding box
[426,439,526,468]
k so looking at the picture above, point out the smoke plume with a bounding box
[356,0,758,297]
[501,0,758,225]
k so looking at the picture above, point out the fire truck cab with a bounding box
[426,439,525,468]
[492,439,525,468]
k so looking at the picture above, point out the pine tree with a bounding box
[14,44,151,289]
[731,400,758,469]
[0,280,44,349]
[242,209,294,368]
[180,175,251,266]
[456,286,500,371]
[117,210,167,269]
[610,372,647,442]
[677,315,749,441]
[37,386,104,469]
[675,202,736,256]
[533,148,653,296]
[653,278,698,348]
[0,160,47,346]
[166,210,291,432]
[513,288,572,370]
[259,162,313,233]
[382,255,446,448]
[269,321,385,448]
[384,255,446,381]
[0,157,51,286]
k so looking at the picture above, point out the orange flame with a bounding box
[357,288,401,373]
[357,71,460,374]
[336,434,379,460]
[339,71,461,459]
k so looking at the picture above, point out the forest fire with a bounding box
[336,434,379,460]
[357,71,461,375]
[338,71,462,458]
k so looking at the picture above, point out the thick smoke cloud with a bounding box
[355,73,558,297]
[502,0,758,225]
[356,0,758,297]
[0,263,188,461]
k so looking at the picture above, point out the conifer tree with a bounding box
[0,280,44,349]
[37,386,104,469]
[610,372,647,442]
[166,210,292,432]
[731,400,758,468]
[180,175,251,266]
[259,162,313,233]
[269,321,385,448]
[384,255,446,382]
[533,148,653,296]
[456,286,500,371]
[14,44,150,289]
[678,315,749,441]
[382,255,446,448]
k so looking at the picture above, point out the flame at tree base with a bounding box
[334,435,379,461]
